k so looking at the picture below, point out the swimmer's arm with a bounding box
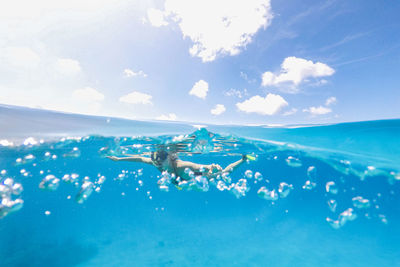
[175,160,204,172]
[223,155,246,173]
[107,156,153,164]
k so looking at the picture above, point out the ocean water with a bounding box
[1,105,400,267]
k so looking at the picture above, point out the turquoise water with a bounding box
[1,105,400,266]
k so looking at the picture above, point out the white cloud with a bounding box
[282,108,298,116]
[123,68,147,78]
[261,56,335,91]
[119,91,152,105]
[0,1,136,117]
[56,58,81,75]
[2,46,40,68]
[236,93,288,115]
[72,87,104,102]
[210,104,226,115]
[189,80,208,99]
[303,106,332,116]
[240,72,256,83]
[325,96,337,106]
[156,113,177,121]
[149,0,273,62]
[147,8,168,27]
[224,88,248,98]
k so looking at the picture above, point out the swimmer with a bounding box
[107,150,253,182]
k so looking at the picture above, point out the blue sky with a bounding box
[0,0,399,125]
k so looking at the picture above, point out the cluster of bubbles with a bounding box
[214,170,264,199]
[38,172,98,204]
[157,171,172,192]
[177,168,210,192]
[155,167,259,198]
[114,169,143,182]
[323,176,388,228]
[0,173,24,219]
[257,182,294,201]
[326,208,357,229]
[283,154,395,229]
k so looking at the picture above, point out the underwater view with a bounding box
[1,105,400,266]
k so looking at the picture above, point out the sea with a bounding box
[1,104,399,267]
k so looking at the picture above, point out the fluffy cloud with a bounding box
[303,106,332,116]
[147,8,168,27]
[210,104,226,115]
[123,69,147,78]
[189,80,208,99]
[236,93,288,115]
[148,0,273,62]
[325,96,337,106]
[119,91,152,105]
[72,87,104,102]
[156,113,177,121]
[0,1,136,117]
[261,57,335,91]
[56,58,81,75]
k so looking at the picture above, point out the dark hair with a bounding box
[151,150,177,166]
[151,150,168,163]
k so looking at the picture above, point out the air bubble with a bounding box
[39,175,60,191]
[302,180,316,190]
[328,199,337,212]
[76,181,94,204]
[254,172,263,181]
[230,179,249,198]
[278,182,293,198]
[257,187,278,201]
[326,181,338,194]
[352,196,370,209]
[244,170,253,179]
[307,166,316,180]
[286,156,302,167]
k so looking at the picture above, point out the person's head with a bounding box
[151,149,178,167]
[151,150,169,166]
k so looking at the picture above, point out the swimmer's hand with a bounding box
[243,154,256,161]
[208,164,222,174]
[107,156,120,161]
